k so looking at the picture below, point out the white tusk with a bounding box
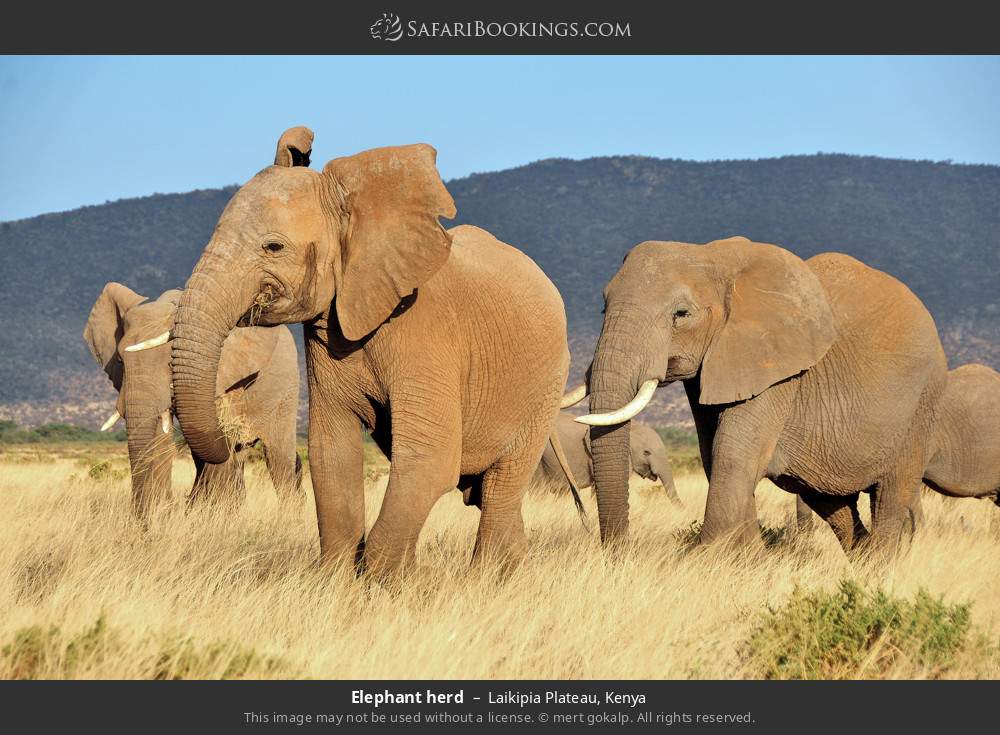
[100,411,122,432]
[575,379,659,426]
[124,331,171,352]
[560,383,588,409]
[160,411,172,434]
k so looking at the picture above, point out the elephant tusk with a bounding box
[560,383,588,408]
[160,411,172,434]
[575,379,658,426]
[124,331,172,352]
[100,411,122,432]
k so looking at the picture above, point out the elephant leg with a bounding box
[361,398,462,581]
[700,396,789,548]
[260,391,303,502]
[262,434,303,503]
[869,463,924,555]
[911,487,926,529]
[309,400,365,572]
[795,495,815,533]
[363,455,455,581]
[189,453,245,507]
[470,455,534,574]
[798,491,868,551]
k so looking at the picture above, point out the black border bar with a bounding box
[3,2,999,54]
[0,679,994,733]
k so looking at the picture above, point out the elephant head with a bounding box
[171,127,456,463]
[84,284,182,515]
[628,423,670,483]
[577,237,836,542]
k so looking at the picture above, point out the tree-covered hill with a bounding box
[2,154,997,426]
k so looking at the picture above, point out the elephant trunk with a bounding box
[126,416,173,519]
[172,258,252,464]
[588,307,658,544]
[123,371,174,518]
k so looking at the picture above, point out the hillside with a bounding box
[2,154,998,427]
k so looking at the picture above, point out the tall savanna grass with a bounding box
[0,444,998,679]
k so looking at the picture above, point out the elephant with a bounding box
[796,362,1000,532]
[84,283,302,518]
[571,236,947,555]
[168,126,574,579]
[534,413,680,504]
[922,363,1000,504]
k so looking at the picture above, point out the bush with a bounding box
[746,580,972,679]
[87,460,127,482]
[1,616,118,679]
[153,637,284,680]
[672,521,789,549]
[0,617,286,679]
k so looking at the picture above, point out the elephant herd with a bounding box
[84,126,1000,581]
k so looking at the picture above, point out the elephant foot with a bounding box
[468,539,528,584]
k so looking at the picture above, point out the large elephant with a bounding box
[796,362,1000,532]
[572,237,947,554]
[169,127,572,579]
[84,284,302,518]
[535,413,680,504]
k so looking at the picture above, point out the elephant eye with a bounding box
[673,308,690,320]
[264,242,285,254]
[643,450,652,456]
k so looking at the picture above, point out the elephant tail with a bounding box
[548,430,590,532]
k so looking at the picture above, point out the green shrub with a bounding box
[746,580,972,679]
[1,616,118,679]
[1,617,285,679]
[673,520,703,546]
[87,460,127,482]
[759,524,787,548]
[672,521,789,549]
[0,420,126,444]
[153,636,284,680]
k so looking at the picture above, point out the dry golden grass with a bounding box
[1,445,999,679]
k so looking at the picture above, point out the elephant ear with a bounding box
[274,126,314,168]
[83,282,147,391]
[699,240,836,405]
[324,144,457,341]
[157,289,184,307]
[216,327,281,395]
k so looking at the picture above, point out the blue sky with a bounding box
[0,55,997,221]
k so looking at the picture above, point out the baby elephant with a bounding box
[797,363,1000,531]
[535,413,680,504]
[84,283,302,518]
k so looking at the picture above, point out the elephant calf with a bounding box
[84,284,302,518]
[534,413,680,504]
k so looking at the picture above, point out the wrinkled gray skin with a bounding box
[585,237,947,555]
[84,284,302,519]
[169,128,571,581]
[535,414,680,504]
[797,363,1000,532]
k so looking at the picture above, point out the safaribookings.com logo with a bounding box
[370,13,631,42]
